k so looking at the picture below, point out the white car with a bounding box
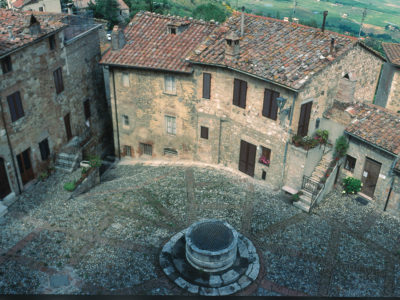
[106,33,111,41]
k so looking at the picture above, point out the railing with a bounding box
[302,176,324,198]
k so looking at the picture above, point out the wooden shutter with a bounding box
[84,99,91,120]
[271,91,279,120]
[239,80,247,108]
[54,68,64,94]
[233,79,240,106]
[7,94,17,122]
[247,142,256,177]
[239,140,247,174]
[203,73,211,99]
[263,89,271,117]
[201,126,208,139]
[297,102,312,137]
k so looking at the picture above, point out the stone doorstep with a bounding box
[293,201,310,212]
[2,192,16,207]
[0,203,8,217]
[299,195,312,204]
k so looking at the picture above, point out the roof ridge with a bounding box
[138,10,217,26]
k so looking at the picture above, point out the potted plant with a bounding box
[302,136,313,150]
[259,156,270,166]
[292,134,302,147]
[314,129,329,145]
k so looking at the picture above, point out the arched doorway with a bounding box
[0,158,11,199]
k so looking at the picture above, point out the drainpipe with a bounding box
[111,68,121,160]
[0,97,22,194]
[281,92,298,187]
[384,155,399,211]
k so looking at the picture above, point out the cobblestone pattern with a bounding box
[0,161,400,295]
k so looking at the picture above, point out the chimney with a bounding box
[330,37,335,54]
[28,15,41,35]
[225,31,240,58]
[321,10,328,33]
[111,26,126,50]
[240,6,245,37]
[8,25,14,40]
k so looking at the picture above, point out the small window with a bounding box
[164,75,176,94]
[39,138,50,161]
[262,89,279,120]
[168,26,177,35]
[344,155,356,172]
[122,73,130,87]
[7,91,24,122]
[140,143,152,156]
[124,145,132,157]
[262,170,266,180]
[202,73,211,99]
[122,115,129,126]
[343,73,350,79]
[200,126,209,139]
[1,56,12,74]
[164,148,178,155]
[233,78,247,108]
[53,67,64,94]
[49,35,56,50]
[261,146,271,161]
[83,99,90,121]
[39,6,43,11]
[165,115,176,135]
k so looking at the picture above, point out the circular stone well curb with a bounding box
[160,225,260,296]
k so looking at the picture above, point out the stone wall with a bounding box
[292,44,383,137]
[0,25,109,198]
[385,175,400,217]
[386,68,400,113]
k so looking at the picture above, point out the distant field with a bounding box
[236,0,400,40]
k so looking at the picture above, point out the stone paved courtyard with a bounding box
[1,160,400,296]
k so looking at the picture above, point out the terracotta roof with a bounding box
[382,42,400,67]
[0,9,66,57]
[100,11,217,73]
[344,102,400,155]
[188,12,358,90]
[11,0,26,8]
[73,0,128,10]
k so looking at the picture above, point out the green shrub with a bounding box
[89,155,102,168]
[315,129,329,144]
[81,167,89,175]
[63,181,76,192]
[334,135,349,158]
[342,176,362,194]
[38,172,49,181]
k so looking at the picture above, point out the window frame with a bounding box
[200,126,209,139]
[262,89,279,120]
[39,138,50,161]
[164,75,176,94]
[7,91,24,122]
[122,114,129,126]
[1,56,12,74]
[140,143,152,156]
[53,67,64,94]
[124,145,132,157]
[83,99,91,121]
[165,115,176,135]
[49,35,56,50]
[344,154,356,172]
[232,78,247,109]
[261,146,271,161]
[202,73,211,99]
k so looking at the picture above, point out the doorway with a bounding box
[16,148,34,185]
[361,157,381,198]
[239,140,256,177]
[64,113,72,141]
[0,158,11,198]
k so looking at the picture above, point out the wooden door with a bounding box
[297,101,312,137]
[16,148,34,185]
[361,157,381,198]
[238,140,256,177]
[0,158,11,198]
[64,113,72,141]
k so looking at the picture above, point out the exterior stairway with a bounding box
[294,151,333,213]
[55,137,82,173]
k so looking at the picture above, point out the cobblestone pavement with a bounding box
[1,160,400,296]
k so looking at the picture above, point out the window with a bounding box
[168,26,177,35]
[164,75,176,94]
[122,115,129,126]
[7,91,24,122]
[39,6,43,11]
[83,99,90,122]
[53,67,64,94]
[122,73,130,87]
[261,146,271,161]
[49,35,56,50]
[164,148,178,155]
[202,73,211,99]
[262,89,279,120]
[1,56,12,74]
[39,138,50,161]
[200,126,209,139]
[140,143,152,156]
[165,115,176,135]
[124,145,132,157]
[262,170,266,180]
[233,78,247,108]
[344,155,356,172]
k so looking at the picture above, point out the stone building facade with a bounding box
[101,11,384,193]
[0,9,110,208]
[10,0,62,13]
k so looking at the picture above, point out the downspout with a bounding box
[281,92,298,187]
[0,97,22,194]
[111,68,121,160]
[384,155,399,211]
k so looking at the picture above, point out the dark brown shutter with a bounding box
[239,80,247,108]
[7,94,17,122]
[263,89,271,117]
[271,91,279,120]
[233,79,240,106]
[247,142,256,177]
[200,126,208,139]
[203,73,211,99]
[297,102,312,136]
[15,92,24,118]
[239,140,247,173]
[84,99,91,120]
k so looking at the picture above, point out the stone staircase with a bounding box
[55,152,80,173]
[294,151,333,213]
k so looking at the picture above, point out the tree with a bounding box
[0,0,8,8]
[193,3,228,22]
[89,0,120,29]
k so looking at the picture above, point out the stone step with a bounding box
[55,159,75,169]
[310,176,322,182]
[293,200,310,213]
[313,169,326,176]
[300,189,313,198]
[54,164,74,173]
[299,194,312,205]
[57,152,78,161]
[0,203,8,217]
